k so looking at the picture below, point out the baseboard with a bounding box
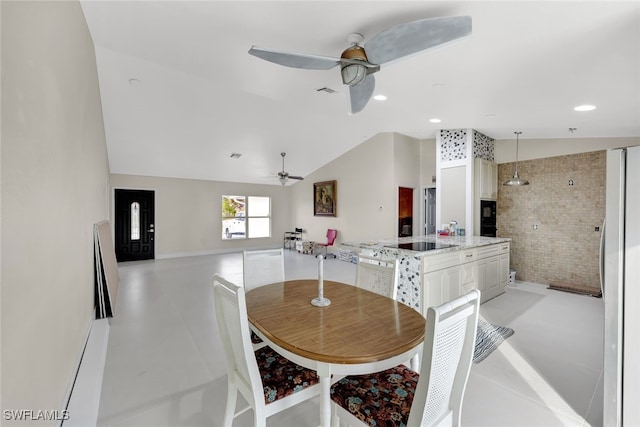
[156,245,283,260]
[62,318,110,427]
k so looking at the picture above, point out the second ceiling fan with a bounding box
[249,16,472,114]
[277,152,303,186]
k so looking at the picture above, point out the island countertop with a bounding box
[341,234,511,257]
[340,235,511,312]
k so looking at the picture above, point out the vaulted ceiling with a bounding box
[80,1,640,185]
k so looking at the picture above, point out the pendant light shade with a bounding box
[503,131,529,186]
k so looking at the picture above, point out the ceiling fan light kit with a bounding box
[249,16,472,114]
[277,152,304,185]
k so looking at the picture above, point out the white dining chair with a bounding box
[354,254,419,369]
[243,248,285,349]
[330,289,481,427]
[213,274,321,427]
[242,248,286,291]
[354,255,399,300]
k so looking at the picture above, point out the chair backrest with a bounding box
[408,289,481,427]
[242,248,285,291]
[212,275,265,410]
[354,255,399,300]
[326,229,337,245]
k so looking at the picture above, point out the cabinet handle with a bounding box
[502,246,508,250]
[465,253,473,258]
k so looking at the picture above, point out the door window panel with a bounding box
[131,202,140,240]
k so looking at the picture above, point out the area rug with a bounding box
[473,319,514,363]
[548,281,602,298]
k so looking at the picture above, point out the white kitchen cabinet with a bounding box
[460,262,476,294]
[477,243,510,302]
[423,265,466,315]
[423,269,448,312]
[421,242,510,310]
[475,158,498,200]
[499,247,510,290]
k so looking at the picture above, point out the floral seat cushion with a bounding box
[330,364,419,427]
[255,346,319,404]
[251,330,263,345]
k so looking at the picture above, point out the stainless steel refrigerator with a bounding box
[603,146,640,426]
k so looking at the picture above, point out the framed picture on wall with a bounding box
[313,180,337,217]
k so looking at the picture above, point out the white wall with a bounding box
[109,174,291,258]
[289,133,398,244]
[420,138,437,189]
[495,136,640,164]
[1,0,110,419]
[394,133,421,236]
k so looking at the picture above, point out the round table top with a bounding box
[246,279,425,364]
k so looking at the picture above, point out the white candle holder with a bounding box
[311,254,331,307]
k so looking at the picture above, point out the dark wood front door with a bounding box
[114,189,155,262]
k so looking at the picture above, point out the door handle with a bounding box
[147,229,155,233]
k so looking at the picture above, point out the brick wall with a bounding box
[497,151,605,289]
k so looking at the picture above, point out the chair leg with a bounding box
[222,380,237,427]
[331,405,340,427]
[410,353,420,372]
[253,406,266,427]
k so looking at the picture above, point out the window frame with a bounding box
[221,195,271,240]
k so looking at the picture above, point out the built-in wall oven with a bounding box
[480,200,497,237]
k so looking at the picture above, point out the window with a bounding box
[221,195,271,240]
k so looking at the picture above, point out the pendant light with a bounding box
[503,131,529,186]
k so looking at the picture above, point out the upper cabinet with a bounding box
[475,158,498,200]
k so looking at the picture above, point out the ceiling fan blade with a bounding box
[349,74,375,114]
[249,46,341,70]
[364,16,472,65]
[288,176,304,181]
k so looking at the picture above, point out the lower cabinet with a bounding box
[421,242,510,310]
[477,256,500,301]
[499,253,510,287]
[423,265,465,315]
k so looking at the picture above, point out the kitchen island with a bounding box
[341,235,511,313]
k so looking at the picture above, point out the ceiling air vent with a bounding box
[316,87,337,94]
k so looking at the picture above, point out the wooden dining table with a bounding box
[246,279,425,427]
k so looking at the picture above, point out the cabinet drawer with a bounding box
[422,251,462,272]
[461,250,475,263]
[475,245,501,260]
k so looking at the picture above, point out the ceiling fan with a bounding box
[248,16,471,114]
[277,152,303,185]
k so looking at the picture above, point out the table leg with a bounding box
[318,365,331,427]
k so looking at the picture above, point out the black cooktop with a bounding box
[384,242,457,252]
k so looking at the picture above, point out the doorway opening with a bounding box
[398,187,413,237]
[425,188,436,235]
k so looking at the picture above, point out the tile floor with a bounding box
[97,250,604,427]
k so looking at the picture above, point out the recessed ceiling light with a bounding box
[574,104,596,111]
[429,118,442,123]
[373,94,387,101]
